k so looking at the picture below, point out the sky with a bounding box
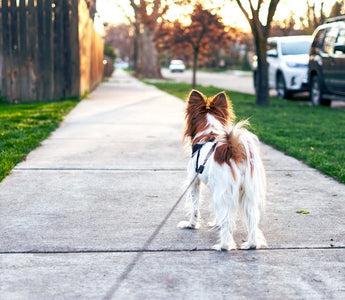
[95,0,339,33]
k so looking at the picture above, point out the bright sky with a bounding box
[95,0,338,33]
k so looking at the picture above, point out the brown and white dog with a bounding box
[178,90,267,251]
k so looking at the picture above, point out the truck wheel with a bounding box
[310,75,331,106]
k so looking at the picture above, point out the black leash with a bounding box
[103,142,217,299]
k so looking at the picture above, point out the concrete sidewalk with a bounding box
[1,69,344,299]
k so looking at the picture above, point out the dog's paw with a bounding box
[207,220,216,227]
[177,221,199,229]
[212,244,223,251]
[241,239,267,250]
[240,241,257,250]
[212,243,236,251]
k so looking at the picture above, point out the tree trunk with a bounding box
[133,21,140,71]
[136,24,162,78]
[192,47,199,88]
[253,33,269,106]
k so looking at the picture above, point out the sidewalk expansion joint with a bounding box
[13,167,316,173]
[1,246,344,255]
[14,167,186,172]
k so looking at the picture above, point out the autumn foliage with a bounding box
[157,4,233,87]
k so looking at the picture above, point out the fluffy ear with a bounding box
[212,91,228,109]
[210,91,236,123]
[188,89,206,106]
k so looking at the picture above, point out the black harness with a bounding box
[192,138,216,174]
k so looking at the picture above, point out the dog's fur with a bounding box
[178,90,267,251]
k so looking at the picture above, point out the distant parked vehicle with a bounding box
[169,59,186,73]
[253,35,312,99]
[308,16,345,106]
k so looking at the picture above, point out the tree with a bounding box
[297,0,345,35]
[129,0,169,78]
[158,4,231,88]
[306,0,325,31]
[329,0,345,18]
[86,0,97,20]
[104,23,134,64]
[103,44,116,77]
[233,0,280,106]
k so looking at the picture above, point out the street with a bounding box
[161,68,256,95]
[161,68,345,108]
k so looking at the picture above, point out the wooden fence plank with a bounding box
[63,0,72,97]
[53,0,65,99]
[1,0,10,98]
[0,1,4,92]
[26,0,38,100]
[1,0,104,103]
[43,0,53,100]
[36,0,44,100]
[69,0,80,97]
[9,0,19,101]
[19,0,29,101]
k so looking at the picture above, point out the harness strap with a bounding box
[195,141,217,174]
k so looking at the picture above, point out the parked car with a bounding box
[308,16,345,106]
[253,35,312,99]
[169,59,186,72]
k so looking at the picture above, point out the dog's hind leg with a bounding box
[240,195,267,249]
[177,177,201,229]
[212,193,238,251]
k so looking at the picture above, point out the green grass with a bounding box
[146,81,345,184]
[0,99,79,182]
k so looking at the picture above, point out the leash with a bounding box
[103,141,217,299]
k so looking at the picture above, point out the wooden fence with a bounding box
[0,0,104,103]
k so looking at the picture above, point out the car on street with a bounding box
[253,35,313,99]
[308,16,345,106]
[169,59,186,73]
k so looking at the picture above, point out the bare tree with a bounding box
[104,24,134,63]
[298,0,344,34]
[129,0,169,78]
[329,0,345,17]
[307,0,325,30]
[233,0,280,106]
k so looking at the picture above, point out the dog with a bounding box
[178,90,267,251]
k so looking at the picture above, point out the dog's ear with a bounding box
[212,91,228,108]
[188,90,206,105]
[210,91,236,123]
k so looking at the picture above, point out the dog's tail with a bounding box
[214,120,266,208]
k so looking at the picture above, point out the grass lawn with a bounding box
[146,81,345,184]
[0,99,79,182]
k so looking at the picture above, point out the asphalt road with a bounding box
[161,68,345,109]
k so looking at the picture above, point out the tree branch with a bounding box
[265,0,280,36]
[234,0,251,23]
